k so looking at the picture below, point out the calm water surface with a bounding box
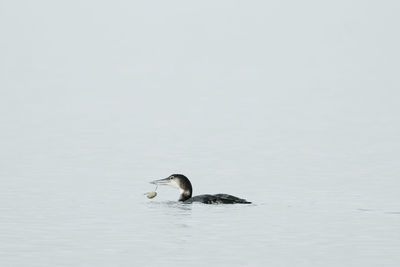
[1,88,399,266]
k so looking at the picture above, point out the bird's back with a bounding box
[184,194,251,204]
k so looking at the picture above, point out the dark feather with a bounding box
[184,194,251,204]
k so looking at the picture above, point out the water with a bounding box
[1,1,400,266]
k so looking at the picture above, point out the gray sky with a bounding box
[1,1,399,173]
[1,1,399,95]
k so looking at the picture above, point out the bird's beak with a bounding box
[150,177,171,185]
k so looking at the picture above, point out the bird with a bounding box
[150,174,251,204]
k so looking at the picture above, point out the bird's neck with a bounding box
[179,189,192,201]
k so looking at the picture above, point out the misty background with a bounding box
[1,1,399,266]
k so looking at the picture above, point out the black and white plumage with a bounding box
[150,174,251,204]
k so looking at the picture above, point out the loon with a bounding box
[150,174,251,204]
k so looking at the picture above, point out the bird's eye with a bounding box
[169,177,173,180]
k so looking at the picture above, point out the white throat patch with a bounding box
[169,179,186,195]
